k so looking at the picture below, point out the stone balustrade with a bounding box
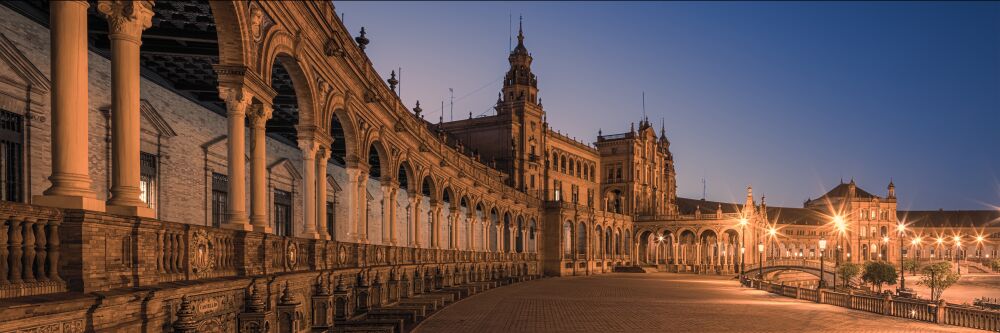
[0,202,542,332]
[745,278,1000,331]
[0,201,64,299]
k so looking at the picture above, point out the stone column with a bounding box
[315,148,331,239]
[217,87,252,229]
[381,181,396,244]
[451,210,461,249]
[430,202,442,249]
[409,194,421,247]
[298,140,319,238]
[248,104,272,233]
[467,214,475,250]
[356,169,370,243]
[345,168,362,241]
[35,1,105,211]
[99,0,154,217]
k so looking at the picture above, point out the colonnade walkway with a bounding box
[414,273,979,332]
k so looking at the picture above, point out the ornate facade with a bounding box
[0,1,995,332]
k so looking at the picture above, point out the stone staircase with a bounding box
[612,265,648,273]
[332,275,542,332]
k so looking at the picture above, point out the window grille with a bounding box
[0,110,23,202]
[139,152,157,210]
[274,189,292,236]
[211,173,229,227]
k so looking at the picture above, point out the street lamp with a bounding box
[911,236,922,275]
[739,218,748,279]
[757,243,764,279]
[766,227,777,279]
[819,238,828,289]
[953,235,962,274]
[975,235,985,259]
[897,223,907,292]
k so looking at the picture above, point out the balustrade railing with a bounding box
[0,203,538,300]
[0,201,64,299]
[746,278,1000,332]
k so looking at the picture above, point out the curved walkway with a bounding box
[414,273,979,332]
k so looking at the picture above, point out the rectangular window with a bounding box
[211,173,229,228]
[0,110,23,202]
[571,185,579,204]
[139,152,157,211]
[553,180,561,201]
[274,189,293,236]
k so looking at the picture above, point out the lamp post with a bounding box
[911,236,922,275]
[832,215,845,289]
[976,235,985,261]
[897,224,906,292]
[953,235,962,274]
[757,243,764,279]
[767,227,777,280]
[819,238,827,289]
[739,218,748,279]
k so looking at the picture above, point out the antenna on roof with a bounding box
[449,88,454,121]
[702,177,707,200]
[508,13,512,54]
[642,91,646,121]
[397,67,402,100]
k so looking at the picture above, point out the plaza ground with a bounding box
[415,273,981,332]
[890,273,1000,304]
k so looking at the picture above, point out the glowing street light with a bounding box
[953,235,963,274]
[819,238,828,289]
[738,218,748,280]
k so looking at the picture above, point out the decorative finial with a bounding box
[247,284,265,312]
[173,295,198,333]
[497,92,502,104]
[355,27,369,50]
[518,15,524,41]
[279,281,297,304]
[387,70,398,91]
[413,100,422,117]
[598,128,602,137]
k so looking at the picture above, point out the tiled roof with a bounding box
[766,207,827,226]
[675,197,744,215]
[900,210,1000,228]
[816,183,879,201]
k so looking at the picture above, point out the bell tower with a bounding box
[501,17,539,107]
[495,17,544,192]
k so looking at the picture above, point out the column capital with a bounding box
[219,86,253,116]
[248,104,273,128]
[298,139,319,158]
[97,1,154,42]
[317,146,332,162]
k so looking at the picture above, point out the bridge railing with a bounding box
[744,278,1000,332]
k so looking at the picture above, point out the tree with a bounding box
[837,263,861,288]
[919,261,961,301]
[862,261,897,293]
[989,258,1000,273]
[902,259,919,275]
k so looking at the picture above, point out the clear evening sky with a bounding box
[335,1,1000,211]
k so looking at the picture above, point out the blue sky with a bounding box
[335,1,1000,210]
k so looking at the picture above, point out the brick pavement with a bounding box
[414,273,981,333]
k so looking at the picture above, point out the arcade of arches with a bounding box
[0,1,996,332]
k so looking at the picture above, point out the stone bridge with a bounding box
[744,259,842,286]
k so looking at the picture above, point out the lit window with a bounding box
[139,152,157,211]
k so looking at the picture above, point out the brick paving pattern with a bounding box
[415,273,980,333]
